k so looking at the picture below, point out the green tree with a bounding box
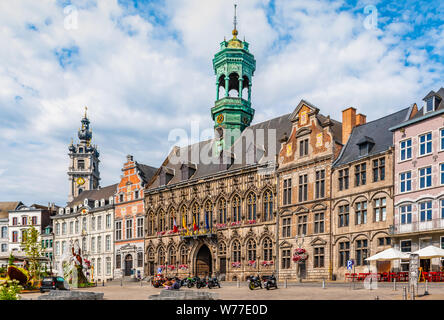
[21,226,43,281]
[8,252,14,266]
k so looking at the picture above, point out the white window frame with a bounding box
[400,204,412,224]
[419,201,433,222]
[399,138,412,162]
[440,128,444,152]
[440,163,444,186]
[400,171,412,193]
[418,132,432,157]
[418,166,432,189]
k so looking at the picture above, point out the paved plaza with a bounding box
[20,280,444,300]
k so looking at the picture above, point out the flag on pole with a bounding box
[173,218,178,233]
[193,215,198,232]
[182,214,187,234]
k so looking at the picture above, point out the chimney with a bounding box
[356,113,367,126]
[342,107,356,145]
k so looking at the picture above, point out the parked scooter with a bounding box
[207,276,221,289]
[247,275,262,290]
[262,274,278,290]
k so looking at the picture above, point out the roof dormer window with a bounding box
[357,136,375,157]
[95,200,99,208]
[101,199,105,206]
[84,199,89,206]
[425,97,435,113]
[59,208,64,215]
[109,196,113,204]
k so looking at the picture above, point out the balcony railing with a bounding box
[391,218,444,235]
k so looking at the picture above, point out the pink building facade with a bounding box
[391,88,444,272]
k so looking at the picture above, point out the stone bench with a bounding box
[37,290,104,300]
[149,289,219,300]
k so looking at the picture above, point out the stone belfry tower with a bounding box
[211,4,256,150]
[67,107,100,202]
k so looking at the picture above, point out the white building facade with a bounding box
[52,185,116,282]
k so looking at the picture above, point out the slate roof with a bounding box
[408,87,444,121]
[334,107,410,167]
[66,184,118,207]
[0,201,23,219]
[136,163,158,185]
[147,113,293,189]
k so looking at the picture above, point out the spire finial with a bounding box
[232,3,238,39]
[84,106,88,118]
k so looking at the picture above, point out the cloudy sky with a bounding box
[0,0,442,206]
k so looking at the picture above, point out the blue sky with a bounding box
[0,0,442,206]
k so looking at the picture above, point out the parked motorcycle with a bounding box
[207,276,221,289]
[196,277,208,289]
[185,276,199,288]
[247,275,262,290]
[262,274,278,290]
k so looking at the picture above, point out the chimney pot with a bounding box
[356,113,367,126]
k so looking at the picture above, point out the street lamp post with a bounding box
[295,234,305,283]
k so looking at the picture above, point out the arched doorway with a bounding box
[195,245,212,278]
[124,254,133,276]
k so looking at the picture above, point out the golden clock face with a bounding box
[216,114,224,124]
[76,177,85,186]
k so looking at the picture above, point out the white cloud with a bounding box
[0,0,442,205]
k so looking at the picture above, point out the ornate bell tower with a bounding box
[211,4,256,150]
[67,107,100,202]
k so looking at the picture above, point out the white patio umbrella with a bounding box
[412,245,444,259]
[365,248,410,261]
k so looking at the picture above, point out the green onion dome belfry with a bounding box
[211,4,256,149]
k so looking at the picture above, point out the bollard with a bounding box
[402,286,407,300]
[284,279,287,288]
[322,279,326,289]
[410,285,415,300]
[120,277,123,287]
[102,280,104,287]
[393,278,396,291]
[140,279,143,287]
[424,280,429,296]
[237,279,240,288]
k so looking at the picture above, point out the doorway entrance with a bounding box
[195,245,212,277]
[124,254,133,276]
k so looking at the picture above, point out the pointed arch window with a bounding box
[247,239,257,261]
[158,210,166,232]
[232,195,242,222]
[158,247,165,266]
[263,190,273,221]
[148,212,155,236]
[247,193,257,221]
[169,208,176,230]
[180,245,188,264]
[263,238,273,261]
[204,201,213,230]
[192,203,200,228]
[232,240,241,263]
[168,246,176,265]
[218,198,227,224]
[180,206,188,229]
